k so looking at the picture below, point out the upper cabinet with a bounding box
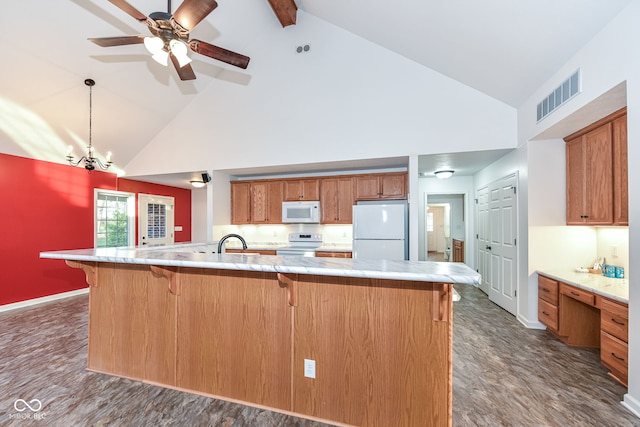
[320,177,354,224]
[283,179,320,201]
[354,172,407,200]
[231,172,407,225]
[612,114,628,225]
[564,108,627,226]
[231,181,283,224]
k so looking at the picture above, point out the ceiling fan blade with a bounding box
[108,0,148,22]
[173,0,218,32]
[88,35,146,47]
[170,53,197,81]
[189,40,250,69]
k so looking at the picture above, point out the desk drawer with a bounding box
[601,298,628,342]
[560,283,595,306]
[538,275,558,305]
[538,298,558,330]
[601,331,628,382]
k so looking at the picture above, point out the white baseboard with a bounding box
[0,288,89,313]
[517,314,547,330]
[623,393,640,419]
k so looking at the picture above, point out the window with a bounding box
[426,211,434,232]
[95,190,135,248]
[147,203,167,239]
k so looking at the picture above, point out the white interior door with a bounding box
[476,186,490,295]
[486,174,518,315]
[138,194,175,246]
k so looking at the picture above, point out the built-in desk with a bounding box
[537,271,629,386]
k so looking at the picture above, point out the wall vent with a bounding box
[536,69,581,122]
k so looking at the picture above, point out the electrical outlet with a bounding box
[304,359,316,379]
[612,246,619,257]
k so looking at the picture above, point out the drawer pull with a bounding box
[541,288,550,292]
[611,352,626,362]
[611,318,625,326]
[542,311,549,316]
[570,291,580,296]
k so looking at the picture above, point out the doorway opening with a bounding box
[426,204,449,261]
[424,194,465,263]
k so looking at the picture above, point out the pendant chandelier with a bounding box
[66,78,113,171]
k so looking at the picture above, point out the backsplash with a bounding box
[530,226,629,275]
[212,224,353,245]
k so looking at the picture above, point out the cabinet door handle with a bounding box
[611,352,626,362]
[542,311,549,316]
[611,318,626,326]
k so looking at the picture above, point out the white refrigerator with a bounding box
[352,203,408,260]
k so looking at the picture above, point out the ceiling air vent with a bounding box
[536,69,581,122]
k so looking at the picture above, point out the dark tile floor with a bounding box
[1,285,638,426]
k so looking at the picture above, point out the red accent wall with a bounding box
[0,153,192,306]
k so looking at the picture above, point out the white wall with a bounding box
[517,2,640,415]
[123,11,516,178]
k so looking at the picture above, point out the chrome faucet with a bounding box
[217,234,247,254]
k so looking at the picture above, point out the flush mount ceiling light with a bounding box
[190,180,206,188]
[434,170,454,179]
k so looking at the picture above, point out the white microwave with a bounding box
[282,201,321,223]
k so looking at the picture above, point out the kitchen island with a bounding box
[41,245,480,427]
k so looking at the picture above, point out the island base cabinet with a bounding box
[71,262,453,427]
[293,276,452,427]
[175,269,292,411]
[86,263,178,386]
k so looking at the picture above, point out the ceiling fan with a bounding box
[89,0,250,80]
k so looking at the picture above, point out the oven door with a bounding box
[276,248,316,257]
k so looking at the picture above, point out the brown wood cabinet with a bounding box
[231,182,252,224]
[354,172,407,200]
[612,114,628,225]
[564,108,627,225]
[452,239,464,263]
[283,179,320,201]
[226,249,278,255]
[320,177,354,224]
[600,297,628,385]
[68,260,455,427]
[231,172,407,224]
[538,275,559,332]
[315,251,352,258]
[231,181,283,224]
[538,273,628,386]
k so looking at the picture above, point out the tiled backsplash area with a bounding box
[530,226,629,275]
[212,224,353,246]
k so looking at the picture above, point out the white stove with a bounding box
[276,233,323,257]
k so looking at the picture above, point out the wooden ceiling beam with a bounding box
[267,0,297,27]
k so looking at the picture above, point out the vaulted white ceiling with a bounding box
[0,0,631,186]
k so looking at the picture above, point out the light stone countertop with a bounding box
[537,270,628,304]
[41,245,480,285]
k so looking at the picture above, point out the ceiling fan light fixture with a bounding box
[170,39,192,67]
[434,170,455,179]
[151,50,170,66]
[144,36,164,54]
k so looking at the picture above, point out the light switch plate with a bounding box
[304,359,316,379]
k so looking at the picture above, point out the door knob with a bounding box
[486,245,492,250]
